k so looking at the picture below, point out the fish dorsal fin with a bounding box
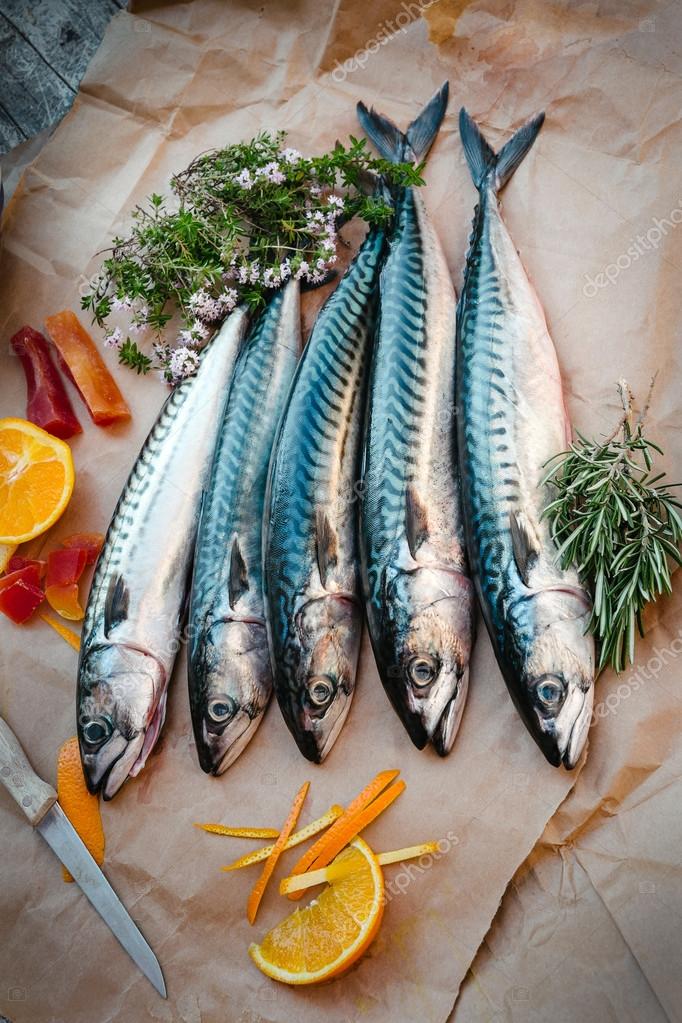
[509,509,541,586]
[405,484,430,559]
[315,509,338,588]
[228,536,249,609]
[104,574,129,636]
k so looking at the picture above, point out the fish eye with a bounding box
[308,676,334,707]
[207,697,236,724]
[82,717,113,747]
[407,655,437,688]
[535,675,565,709]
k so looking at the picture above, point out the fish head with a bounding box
[189,619,271,775]
[519,586,595,769]
[381,567,474,755]
[281,593,362,764]
[77,642,167,799]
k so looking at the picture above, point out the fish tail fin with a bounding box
[357,81,449,164]
[459,107,545,192]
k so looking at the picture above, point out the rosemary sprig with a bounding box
[542,380,682,674]
[83,130,421,382]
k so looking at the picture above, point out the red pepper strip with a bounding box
[10,326,82,439]
[44,311,131,427]
[60,532,104,565]
[7,555,47,578]
[0,566,45,623]
[46,547,88,588]
[45,582,84,621]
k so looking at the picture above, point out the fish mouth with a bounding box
[202,711,264,776]
[560,687,593,769]
[97,694,167,800]
[101,731,146,801]
[431,668,470,756]
[529,684,593,770]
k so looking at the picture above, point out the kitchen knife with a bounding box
[0,716,166,998]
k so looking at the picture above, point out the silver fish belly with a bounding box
[188,282,300,775]
[457,109,595,768]
[264,227,385,764]
[77,308,249,798]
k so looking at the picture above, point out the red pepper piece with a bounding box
[0,566,45,623]
[7,555,47,578]
[60,532,105,565]
[44,311,131,426]
[46,547,88,588]
[45,582,84,621]
[10,326,82,439]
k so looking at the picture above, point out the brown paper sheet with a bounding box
[0,2,680,1021]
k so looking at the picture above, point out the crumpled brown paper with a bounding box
[0,2,680,1022]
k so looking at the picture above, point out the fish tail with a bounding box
[357,81,449,164]
[458,107,545,192]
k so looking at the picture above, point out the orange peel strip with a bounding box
[286,769,399,884]
[280,841,440,895]
[40,611,80,651]
[57,736,104,882]
[246,781,310,925]
[194,823,280,840]
[221,805,343,871]
[287,779,406,901]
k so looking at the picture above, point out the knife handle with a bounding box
[0,716,57,826]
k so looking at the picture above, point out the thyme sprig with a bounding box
[542,380,682,674]
[83,130,422,381]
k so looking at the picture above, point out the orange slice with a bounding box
[247,781,309,925]
[281,841,440,895]
[57,736,104,882]
[0,418,75,544]
[0,543,17,572]
[249,837,384,985]
[287,777,405,900]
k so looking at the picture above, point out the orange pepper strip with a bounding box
[195,823,280,840]
[44,311,130,426]
[246,781,309,925]
[287,780,406,901]
[285,769,399,887]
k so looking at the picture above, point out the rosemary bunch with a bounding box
[83,130,421,382]
[542,381,682,673]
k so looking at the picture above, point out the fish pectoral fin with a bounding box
[509,509,542,587]
[405,484,430,559]
[315,509,339,588]
[104,574,130,636]
[228,536,250,609]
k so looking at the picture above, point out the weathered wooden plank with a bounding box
[0,12,75,152]
[0,102,26,154]
[0,0,121,92]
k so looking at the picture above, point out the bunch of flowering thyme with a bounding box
[83,131,420,382]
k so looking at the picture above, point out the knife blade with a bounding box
[0,716,166,998]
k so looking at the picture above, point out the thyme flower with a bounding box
[83,130,421,381]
